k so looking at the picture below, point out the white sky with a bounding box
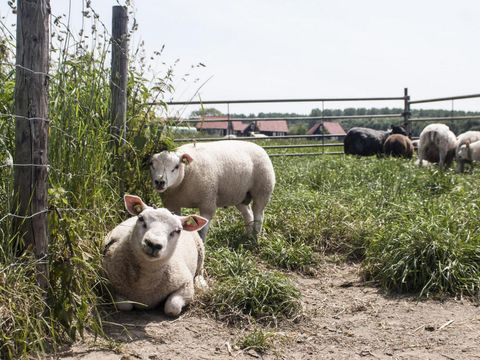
[2,0,480,115]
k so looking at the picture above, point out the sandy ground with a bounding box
[55,263,480,360]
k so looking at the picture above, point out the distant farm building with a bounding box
[195,117,289,137]
[195,117,248,136]
[307,121,346,140]
[242,120,289,137]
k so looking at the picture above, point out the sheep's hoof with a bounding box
[164,295,186,317]
[164,303,183,317]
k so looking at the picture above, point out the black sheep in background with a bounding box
[343,125,408,156]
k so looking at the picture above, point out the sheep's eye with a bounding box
[138,215,147,228]
[172,164,179,172]
[170,229,181,237]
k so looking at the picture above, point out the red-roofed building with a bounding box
[195,117,248,136]
[242,120,289,137]
[307,121,346,140]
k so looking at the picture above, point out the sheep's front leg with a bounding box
[456,159,465,173]
[198,207,215,241]
[164,281,194,317]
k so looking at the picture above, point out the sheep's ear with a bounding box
[180,153,193,165]
[179,215,208,232]
[124,195,148,216]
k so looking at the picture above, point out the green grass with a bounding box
[204,268,302,325]
[237,329,277,353]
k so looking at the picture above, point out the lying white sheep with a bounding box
[149,140,276,240]
[457,140,480,165]
[103,194,208,316]
[456,131,480,172]
[417,124,457,169]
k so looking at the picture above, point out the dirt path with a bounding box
[57,263,480,360]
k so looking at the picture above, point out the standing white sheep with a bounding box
[149,140,276,240]
[417,123,457,169]
[103,194,208,316]
[456,131,480,172]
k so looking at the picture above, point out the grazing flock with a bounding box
[344,123,480,172]
[102,123,478,316]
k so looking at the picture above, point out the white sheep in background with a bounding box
[149,140,276,240]
[249,132,268,138]
[417,124,457,169]
[457,140,480,166]
[456,131,480,172]
[103,195,208,316]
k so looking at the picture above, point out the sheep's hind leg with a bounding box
[236,203,254,235]
[439,151,446,170]
[164,282,194,317]
[251,199,268,236]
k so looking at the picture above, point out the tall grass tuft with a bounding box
[204,268,302,325]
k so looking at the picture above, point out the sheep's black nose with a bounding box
[155,179,166,188]
[145,239,163,251]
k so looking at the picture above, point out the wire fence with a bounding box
[0,1,125,247]
[154,91,480,157]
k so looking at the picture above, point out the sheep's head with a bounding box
[391,125,408,136]
[457,142,471,161]
[149,151,193,192]
[124,195,207,262]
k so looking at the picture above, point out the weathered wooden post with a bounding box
[227,103,232,136]
[110,5,128,145]
[13,0,50,291]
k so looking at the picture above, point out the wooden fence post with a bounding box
[403,87,411,135]
[110,6,128,145]
[13,0,50,291]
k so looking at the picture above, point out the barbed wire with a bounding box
[0,111,50,123]
[0,206,120,222]
[0,209,49,223]
[0,59,129,96]
[0,163,48,169]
